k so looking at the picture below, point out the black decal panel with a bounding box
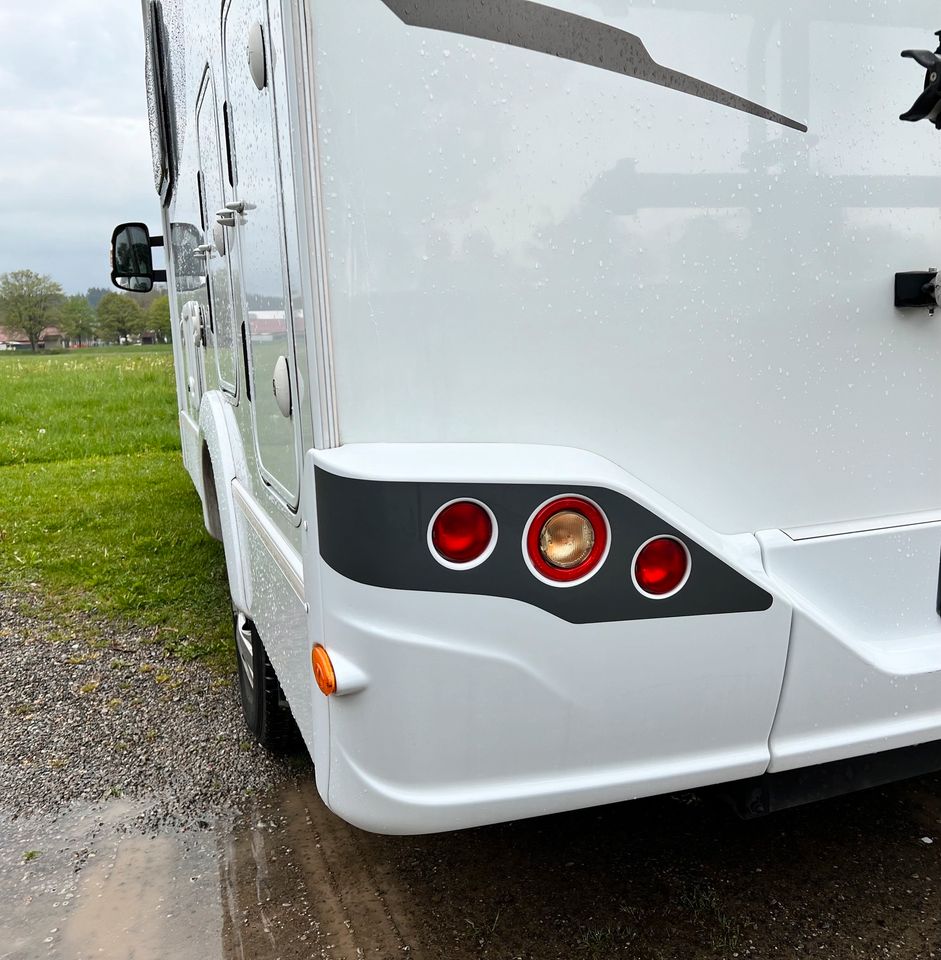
[315,468,774,624]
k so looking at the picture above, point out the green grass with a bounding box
[0,347,231,665]
[0,348,180,466]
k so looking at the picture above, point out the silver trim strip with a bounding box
[298,0,340,448]
[784,510,941,542]
[232,479,306,604]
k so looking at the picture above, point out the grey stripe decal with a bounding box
[380,0,807,133]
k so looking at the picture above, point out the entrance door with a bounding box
[195,70,240,397]
[222,0,301,508]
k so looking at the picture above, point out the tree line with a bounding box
[0,269,172,351]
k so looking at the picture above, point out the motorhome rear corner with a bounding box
[116,0,941,834]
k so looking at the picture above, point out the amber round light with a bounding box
[539,511,595,569]
[312,645,337,696]
[633,537,690,597]
[431,501,494,566]
[526,497,608,583]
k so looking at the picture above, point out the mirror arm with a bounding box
[148,234,164,280]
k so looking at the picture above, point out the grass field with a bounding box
[0,347,231,665]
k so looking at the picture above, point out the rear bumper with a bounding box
[317,565,788,834]
[309,444,790,834]
[308,444,941,834]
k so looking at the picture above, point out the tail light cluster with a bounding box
[428,494,691,596]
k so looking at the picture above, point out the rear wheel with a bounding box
[233,609,293,751]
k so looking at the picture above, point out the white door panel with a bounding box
[179,301,205,419]
[195,70,240,397]
[224,0,302,508]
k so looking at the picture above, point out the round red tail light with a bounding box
[633,537,691,598]
[429,500,496,567]
[525,497,609,584]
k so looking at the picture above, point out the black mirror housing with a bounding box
[110,222,167,292]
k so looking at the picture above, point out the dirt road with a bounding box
[5,770,941,959]
[4,595,941,959]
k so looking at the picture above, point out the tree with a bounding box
[96,292,143,343]
[0,270,64,351]
[129,283,167,313]
[146,294,171,342]
[85,287,110,310]
[58,295,97,347]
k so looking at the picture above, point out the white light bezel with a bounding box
[521,494,612,589]
[427,498,499,571]
[631,535,692,600]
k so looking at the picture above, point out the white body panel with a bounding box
[143,0,941,833]
[761,521,941,770]
[311,0,941,534]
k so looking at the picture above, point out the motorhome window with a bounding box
[223,101,236,188]
[196,171,206,232]
[240,323,252,402]
[145,0,176,204]
[204,288,216,334]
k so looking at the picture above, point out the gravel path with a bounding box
[6,594,941,960]
[0,592,296,830]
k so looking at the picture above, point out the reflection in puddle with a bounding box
[0,785,335,960]
[0,802,225,960]
[65,833,222,960]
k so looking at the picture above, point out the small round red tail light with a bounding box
[633,537,691,598]
[430,500,495,567]
[526,497,609,584]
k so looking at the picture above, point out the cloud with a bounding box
[0,0,158,292]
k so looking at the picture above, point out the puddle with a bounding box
[3,773,941,959]
[0,783,385,960]
[0,803,225,960]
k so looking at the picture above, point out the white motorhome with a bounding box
[111,0,941,834]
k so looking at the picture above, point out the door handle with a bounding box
[272,355,292,418]
[194,243,213,255]
[191,307,205,348]
[224,200,247,214]
[216,209,237,228]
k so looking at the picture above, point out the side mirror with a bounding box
[110,222,167,292]
[170,221,209,293]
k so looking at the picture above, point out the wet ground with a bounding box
[4,594,941,959]
[5,770,941,959]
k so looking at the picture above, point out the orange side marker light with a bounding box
[312,644,337,696]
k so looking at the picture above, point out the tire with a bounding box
[233,608,294,751]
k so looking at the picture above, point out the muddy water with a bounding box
[1,802,224,960]
[5,773,941,959]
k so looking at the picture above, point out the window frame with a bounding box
[145,0,177,206]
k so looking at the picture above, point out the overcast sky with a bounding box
[0,1,156,295]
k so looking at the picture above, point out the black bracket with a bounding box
[901,32,941,127]
[148,235,166,281]
[895,270,939,309]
